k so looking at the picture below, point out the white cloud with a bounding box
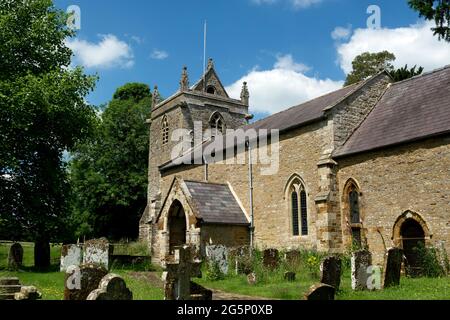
[337,21,450,74]
[150,49,169,60]
[226,55,343,115]
[331,25,352,41]
[251,0,323,9]
[274,54,310,72]
[67,34,134,69]
[290,0,322,9]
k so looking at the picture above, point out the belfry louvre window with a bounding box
[288,177,308,236]
[291,191,299,236]
[162,116,169,145]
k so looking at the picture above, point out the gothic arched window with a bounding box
[210,112,225,137]
[206,85,216,95]
[288,177,308,236]
[162,116,169,145]
[344,180,363,248]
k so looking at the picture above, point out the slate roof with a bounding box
[184,180,249,225]
[160,83,360,171]
[334,65,450,157]
[246,82,359,132]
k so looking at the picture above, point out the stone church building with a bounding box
[139,59,450,268]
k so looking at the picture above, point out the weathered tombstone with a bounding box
[263,249,279,270]
[162,245,202,300]
[8,243,23,270]
[285,250,301,265]
[351,250,372,290]
[382,247,403,288]
[247,272,257,285]
[86,274,132,300]
[320,256,342,291]
[83,238,109,269]
[304,283,335,300]
[64,263,108,300]
[229,246,252,275]
[0,277,21,300]
[206,245,228,275]
[284,271,296,282]
[60,244,82,272]
[14,286,42,300]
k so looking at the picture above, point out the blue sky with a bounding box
[54,0,450,119]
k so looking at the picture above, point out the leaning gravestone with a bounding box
[285,250,301,265]
[320,256,342,291]
[64,263,108,300]
[304,283,335,300]
[206,245,228,275]
[162,245,203,300]
[83,238,109,269]
[351,250,372,290]
[382,247,403,288]
[0,277,22,300]
[60,244,82,272]
[263,249,279,270]
[8,243,23,270]
[87,274,132,300]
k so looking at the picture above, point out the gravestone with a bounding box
[64,263,108,300]
[304,283,335,300]
[162,245,202,300]
[320,256,342,291]
[351,250,372,290]
[206,245,228,275]
[0,277,21,300]
[14,286,42,300]
[285,250,301,265]
[382,247,403,288]
[8,243,23,270]
[263,249,279,270]
[247,272,257,285]
[284,271,296,282]
[229,246,252,275]
[83,238,109,269]
[86,274,132,300]
[60,244,82,272]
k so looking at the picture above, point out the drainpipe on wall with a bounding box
[248,140,254,251]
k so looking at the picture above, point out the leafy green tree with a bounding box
[344,51,396,86]
[408,0,450,41]
[69,83,151,241]
[389,64,424,82]
[0,0,97,268]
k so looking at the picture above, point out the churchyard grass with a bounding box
[196,249,450,300]
[0,242,61,269]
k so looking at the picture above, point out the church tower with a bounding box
[139,59,250,245]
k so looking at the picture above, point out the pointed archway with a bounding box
[401,218,425,277]
[167,200,187,253]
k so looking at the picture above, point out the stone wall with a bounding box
[337,136,450,265]
[331,73,391,148]
[161,120,333,251]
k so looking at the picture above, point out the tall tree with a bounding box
[408,0,450,41]
[69,83,151,241]
[389,64,424,82]
[344,51,396,86]
[0,0,97,268]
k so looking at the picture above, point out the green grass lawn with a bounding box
[196,268,450,300]
[0,242,61,269]
[1,243,448,300]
